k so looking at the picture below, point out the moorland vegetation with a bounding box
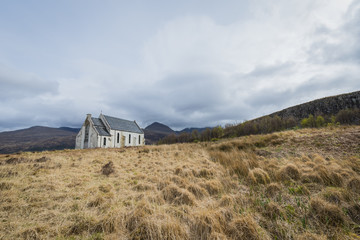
[0,125,359,239]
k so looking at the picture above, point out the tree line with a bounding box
[158,108,360,145]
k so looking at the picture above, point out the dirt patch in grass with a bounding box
[101,161,115,176]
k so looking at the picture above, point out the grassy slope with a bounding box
[0,127,77,154]
[0,126,359,239]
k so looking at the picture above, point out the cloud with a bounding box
[308,0,360,64]
[0,0,359,131]
[0,64,58,101]
[90,0,360,129]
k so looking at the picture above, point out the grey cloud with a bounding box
[245,73,360,117]
[0,65,58,101]
[156,73,226,113]
[309,1,360,64]
[105,72,236,129]
[244,62,295,78]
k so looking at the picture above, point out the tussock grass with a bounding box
[277,164,301,181]
[347,177,360,193]
[162,184,196,206]
[309,198,345,226]
[0,126,359,239]
[265,183,281,197]
[227,215,270,240]
[248,168,270,185]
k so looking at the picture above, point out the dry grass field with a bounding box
[0,126,359,239]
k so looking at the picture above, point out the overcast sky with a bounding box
[0,0,359,131]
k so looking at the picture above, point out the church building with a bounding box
[75,114,145,149]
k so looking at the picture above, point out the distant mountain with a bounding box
[0,126,78,154]
[145,122,175,134]
[177,127,210,134]
[143,122,212,145]
[143,122,175,145]
[59,127,81,133]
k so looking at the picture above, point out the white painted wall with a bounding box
[75,114,145,149]
[75,127,84,149]
[89,125,98,148]
[108,129,144,147]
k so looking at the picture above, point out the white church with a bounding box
[75,113,145,149]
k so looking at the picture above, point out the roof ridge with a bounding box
[102,114,143,134]
[103,115,133,122]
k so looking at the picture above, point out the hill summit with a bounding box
[145,122,175,134]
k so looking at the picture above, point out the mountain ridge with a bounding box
[1,90,359,153]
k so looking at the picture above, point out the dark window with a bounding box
[117,133,119,143]
[103,137,106,146]
[129,134,131,144]
[139,135,141,144]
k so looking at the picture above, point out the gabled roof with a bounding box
[102,115,144,134]
[91,117,111,136]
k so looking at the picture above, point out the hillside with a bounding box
[0,126,78,154]
[178,127,209,134]
[144,122,210,144]
[1,126,359,239]
[145,122,175,134]
[143,122,175,145]
[269,90,360,121]
[143,122,211,145]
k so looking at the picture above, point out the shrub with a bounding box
[315,116,325,127]
[301,114,316,128]
[335,108,360,124]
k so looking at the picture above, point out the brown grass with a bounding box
[265,183,281,197]
[309,198,345,226]
[347,177,360,194]
[0,125,359,239]
[248,168,270,184]
[162,184,196,206]
[277,164,301,181]
[227,215,270,240]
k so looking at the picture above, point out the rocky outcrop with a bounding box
[269,90,360,120]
